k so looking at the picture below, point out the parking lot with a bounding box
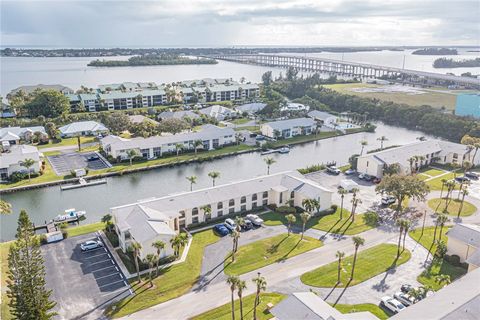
[42,233,131,320]
[47,151,111,176]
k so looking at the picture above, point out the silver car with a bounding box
[381,296,406,314]
[246,214,264,226]
[394,291,415,306]
[80,240,103,251]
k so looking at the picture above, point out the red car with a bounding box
[373,177,381,184]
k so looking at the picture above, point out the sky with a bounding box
[1,0,479,48]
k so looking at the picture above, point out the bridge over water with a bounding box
[207,54,480,89]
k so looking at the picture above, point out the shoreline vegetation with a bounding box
[412,48,458,55]
[88,54,218,67]
[433,57,480,68]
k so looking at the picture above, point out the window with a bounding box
[290,191,295,199]
[241,196,246,204]
[125,231,131,240]
[366,161,369,167]
[217,202,223,209]
[217,210,223,217]
[229,208,235,214]
[263,191,268,199]
[192,217,199,224]
[179,220,186,228]
[262,199,268,206]
[179,210,185,218]
[279,192,283,204]
[153,147,161,157]
[192,207,199,216]
[241,205,246,211]
[140,148,149,158]
[252,194,258,201]
[252,202,257,209]
[229,199,235,207]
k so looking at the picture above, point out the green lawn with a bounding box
[0,160,63,190]
[224,234,322,276]
[425,173,457,190]
[301,244,411,287]
[37,136,97,149]
[419,168,445,177]
[417,258,467,291]
[1,242,12,320]
[66,221,106,237]
[231,118,251,125]
[234,126,260,132]
[409,226,450,254]
[334,303,390,320]
[107,229,220,318]
[191,293,285,320]
[262,208,375,236]
[427,198,476,217]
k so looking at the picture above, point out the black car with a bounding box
[240,220,253,231]
[455,176,471,183]
[465,172,479,179]
[87,154,100,161]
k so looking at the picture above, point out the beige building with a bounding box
[0,145,42,181]
[446,223,480,271]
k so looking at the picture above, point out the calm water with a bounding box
[1,123,434,241]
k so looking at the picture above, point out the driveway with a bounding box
[42,233,131,320]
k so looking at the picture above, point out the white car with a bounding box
[224,218,237,231]
[80,240,103,251]
[381,195,396,206]
[246,214,264,226]
[381,296,406,313]
[394,291,415,306]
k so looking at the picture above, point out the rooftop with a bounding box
[0,126,46,141]
[0,145,41,169]
[446,223,480,248]
[59,121,108,135]
[263,118,316,131]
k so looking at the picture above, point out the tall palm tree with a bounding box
[19,158,35,180]
[336,251,345,284]
[175,143,184,158]
[252,273,267,320]
[231,229,240,262]
[350,236,365,281]
[126,149,138,166]
[152,240,166,276]
[402,219,412,251]
[439,178,447,198]
[186,175,197,191]
[144,253,157,287]
[194,139,203,154]
[350,198,362,223]
[201,205,212,222]
[226,276,239,320]
[377,136,388,150]
[437,214,449,241]
[237,279,247,320]
[170,235,182,257]
[310,198,321,216]
[0,200,12,214]
[302,198,313,215]
[458,188,469,219]
[338,188,348,220]
[130,241,142,282]
[286,214,296,236]
[359,140,368,155]
[396,219,408,257]
[299,212,311,240]
[264,157,276,175]
[444,180,456,210]
[208,171,220,186]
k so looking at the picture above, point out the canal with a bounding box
[0,123,434,241]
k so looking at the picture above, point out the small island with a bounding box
[412,48,458,55]
[433,57,480,68]
[88,54,217,67]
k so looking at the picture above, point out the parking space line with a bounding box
[99,279,126,289]
[100,286,130,297]
[84,252,108,259]
[88,259,114,267]
[81,247,106,254]
[91,265,116,273]
[95,272,121,281]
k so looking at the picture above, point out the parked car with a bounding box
[344,169,356,175]
[224,218,237,231]
[394,292,415,306]
[213,224,230,236]
[455,176,471,183]
[380,296,406,314]
[80,240,103,251]
[326,166,341,175]
[358,173,368,180]
[373,177,381,184]
[401,284,414,294]
[240,220,253,231]
[87,154,100,161]
[465,172,479,179]
[381,195,396,206]
[246,214,264,226]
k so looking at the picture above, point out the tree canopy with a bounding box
[25,90,70,118]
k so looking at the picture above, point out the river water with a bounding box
[1,123,433,241]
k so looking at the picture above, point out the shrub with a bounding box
[106,230,120,247]
[330,204,338,212]
[268,204,278,211]
[298,164,326,174]
[39,234,48,245]
[276,206,296,214]
[62,230,68,239]
[9,172,27,182]
[363,212,379,226]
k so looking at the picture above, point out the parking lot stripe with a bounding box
[84,252,108,259]
[98,279,126,289]
[91,265,116,273]
[95,272,121,281]
[100,286,130,297]
[88,259,113,267]
[81,247,105,254]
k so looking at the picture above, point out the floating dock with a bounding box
[61,178,107,191]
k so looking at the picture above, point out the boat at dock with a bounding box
[60,178,107,191]
[261,146,291,155]
[54,208,86,222]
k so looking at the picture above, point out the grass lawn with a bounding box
[417,258,467,291]
[66,221,106,237]
[409,226,450,254]
[334,303,390,320]
[224,234,322,276]
[301,244,411,287]
[37,136,97,149]
[234,126,260,132]
[270,131,339,148]
[419,168,445,177]
[427,198,476,217]
[1,242,12,320]
[323,83,457,110]
[107,229,220,318]
[425,173,458,190]
[191,293,285,320]
[231,118,251,125]
[262,208,375,236]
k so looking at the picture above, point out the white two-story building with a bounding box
[261,118,317,139]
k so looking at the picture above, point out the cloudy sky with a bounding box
[1,0,479,47]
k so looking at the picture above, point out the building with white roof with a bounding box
[128,115,159,125]
[281,102,310,112]
[59,121,109,138]
[199,105,238,121]
[308,110,338,125]
[8,84,73,98]
[101,125,235,160]
[357,140,479,178]
[261,118,316,138]
[0,126,48,145]
[111,171,332,258]
[158,110,199,121]
[0,145,42,181]
[236,102,267,115]
[271,292,378,320]
[446,223,480,271]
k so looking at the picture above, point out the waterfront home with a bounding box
[7,84,74,98]
[128,115,159,125]
[307,110,338,126]
[0,145,41,181]
[111,171,333,259]
[260,118,316,139]
[236,102,267,115]
[199,105,238,121]
[446,223,480,272]
[0,126,48,145]
[356,139,479,178]
[59,121,109,138]
[280,102,310,112]
[101,124,235,160]
[158,110,199,121]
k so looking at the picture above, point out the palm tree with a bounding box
[377,136,388,150]
[458,188,469,219]
[286,214,296,236]
[144,253,157,287]
[102,214,113,232]
[302,198,313,215]
[170,235,182,257]
[350,236,365,281]
[310,198,321,216]
[226,276,239,320]
[437,214,449,241]
[439,178,447,198]
[194,139,203,154]
[208,171,220,186]
[336,251,345,284]
[396,219,408,257]
[407,156,416,175]
[435,274,451,288]
[402,219,412,251]
[130,241,142,282]
[444,180,456,210]
[186,175,197,191]
[252,273,267,320]
[126,149,138,166]
[231,229,240,262]
[338,188,348,220]
[350,198,362,223]
[0,200,12,214]
[237,279,247,320]
[152,240,166,276]
[299,212,311,240]
[19,158,35,180]
[359,140,368,155]
[175,143,184,158]
[264,157,276,175]
[201,205,212,222]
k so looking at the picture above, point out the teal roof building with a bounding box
[456,94,480,118]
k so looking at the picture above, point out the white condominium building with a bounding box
[261,118,317,138]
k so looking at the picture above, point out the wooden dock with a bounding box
[33,216,81,232]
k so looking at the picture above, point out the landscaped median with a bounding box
[427,198,476,217]
[224,233,323,276]
[191,293,285,320]
[300,244,411,287]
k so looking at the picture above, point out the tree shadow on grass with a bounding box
[371,256,400,293]
[267,235,289,254]
[193,257,232,292]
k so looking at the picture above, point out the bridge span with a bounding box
[207,54,480,89]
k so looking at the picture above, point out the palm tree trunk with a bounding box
[340,198,344,220]
[402,229,407,251]
[432,223,438,243]
[302,223,305,240]
[350,248,358,280]
[288,223,291,236]
[458,194,466,218]
[253,293,258,320]
[397,227,403,257]
[440,184,445,198]
[239,294,244,320]
[135,255,140,282]
[231,290,235,320]
[439,225,444,240]
[337,258,341,283]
